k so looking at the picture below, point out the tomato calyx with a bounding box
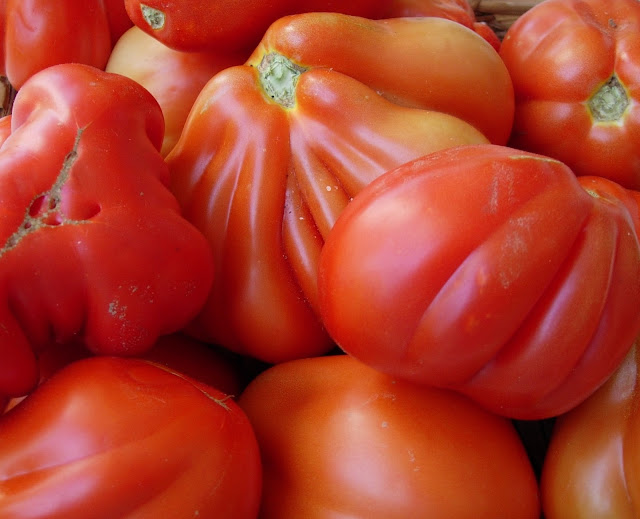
[140,3,165,30]
[588,75,629,123]
[257,52,307,108]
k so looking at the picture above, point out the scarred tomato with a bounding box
[0,63,214,399]
[238,354,541,518]
[166,13,509,364]
[0,356,262,518]
[317,144,640,420]
[500,0,640,189]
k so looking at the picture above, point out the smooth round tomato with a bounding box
[500,0,640,189]
[541,342,640,518]
[0,356,262,518]
[317,144,640,419]
[238,354,540,518]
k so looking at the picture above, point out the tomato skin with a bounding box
[3,332,243,413]
[499,0,640,189]
[124,0,392,52]
[541,343,640,518]
[106,26,248,156]
[0,0,129,90]
[0,63,214,398]
[167,14,499,364]
[317,144,640,420]
[248,14,513,145]
[0,356,262,518]
[238,354,540,518]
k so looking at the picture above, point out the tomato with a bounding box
[541,341,640,518]
[124,0,396,52]
[499,0,640,189]
[238,354,540,518]
[166,13,508,363]
[3,332,244,413]
[0,356,262,518]
[383,0,502,50]
[317,144,640,420]
[106,26,248,156]
[0,63,214,399]
[0,0,132,90]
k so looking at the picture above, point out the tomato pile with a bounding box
[0,0,638,517]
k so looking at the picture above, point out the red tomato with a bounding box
[124,0,393,52]
[541,342,640,518]
[0,0,132,90]
[317,144,640,419]
[3,332,244,413]
[500,0,640,189]
[238,354,541,518]
[0,356,262,518]
[106,26,248,156]
[0,63,214,399]
[166,12,510,364]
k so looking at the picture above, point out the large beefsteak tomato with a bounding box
[238,354,540,518]
[0,63,214,398]
[500,0,640,189]
[166,13,510,363]
[0,356,262,518]
[318,144,640,419]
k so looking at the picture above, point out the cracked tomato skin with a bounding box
[0,356,262,519]
[500,0,640,189]
[0,63,214,398]
[318,144,640,420]
[166,13,503,363]
[239,354,540,519]
[0,0,132,90]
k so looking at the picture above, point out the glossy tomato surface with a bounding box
[239,354,540,518]
[318,144,640,419]
[541,342,640,518]
[166,13,509,364]
[500,0,640,189]
[0,356,262,518]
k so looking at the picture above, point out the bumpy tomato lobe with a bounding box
[318,144,640,420]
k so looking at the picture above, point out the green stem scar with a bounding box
[257,53,307,109]
[140,3,165,30]
[588,75,629,122]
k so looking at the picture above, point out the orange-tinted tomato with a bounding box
[239,354,540,518]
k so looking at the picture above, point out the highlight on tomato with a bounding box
[317,144,640,420]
